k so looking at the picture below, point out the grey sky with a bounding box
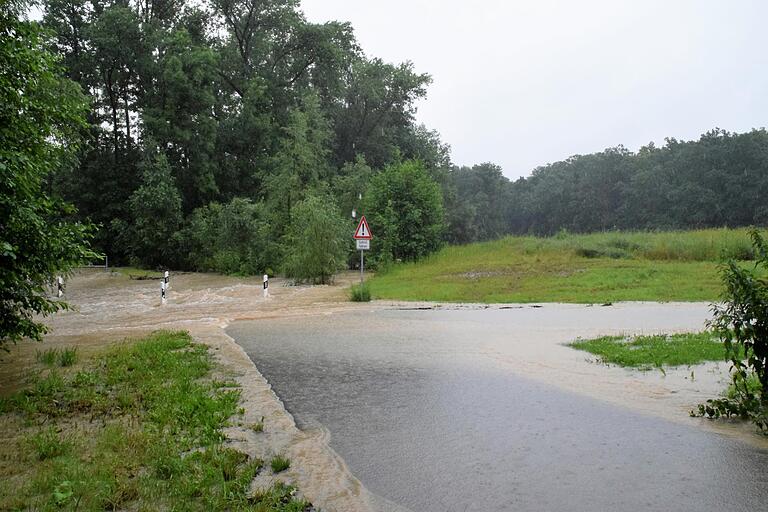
[301,0,768,179]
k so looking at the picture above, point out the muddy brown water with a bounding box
[228,306,768,512]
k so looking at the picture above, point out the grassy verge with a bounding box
[0,331,310,511]
[370,228,756,303]
[569,332,736,369]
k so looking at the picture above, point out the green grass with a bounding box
[569,332,736,368]
[370,228,758,303]
[0,331,311,511]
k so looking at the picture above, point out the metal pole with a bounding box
[360,250,364,286]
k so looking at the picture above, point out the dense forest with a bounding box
[32,0,768,275]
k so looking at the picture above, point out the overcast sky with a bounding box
[301,0,768,179]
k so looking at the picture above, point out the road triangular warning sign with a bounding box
[354,216,372,239]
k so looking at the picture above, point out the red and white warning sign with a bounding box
[353,216,372,239]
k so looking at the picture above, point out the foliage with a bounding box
[182,198,271,275]
[697,230,768,431]
[569,332,732,369]
[42,0,436,269]
[369,229,751,304]
[0,330,311,511]
[123,146,183,268]
[363,160,445,265]
[282,195,349,284]
[0,5,95,347]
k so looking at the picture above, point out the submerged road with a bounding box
[228,304,768,512]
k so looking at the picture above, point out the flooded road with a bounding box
[229,306,768,512]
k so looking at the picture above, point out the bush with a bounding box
[696,229,768,431]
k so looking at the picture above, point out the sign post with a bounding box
[353,216,372,286]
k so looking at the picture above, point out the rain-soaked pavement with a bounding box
[228,306,768,512]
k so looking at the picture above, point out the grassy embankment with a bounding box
[370,228,757,303]
[569,332,742,369]
[0,331,308,511]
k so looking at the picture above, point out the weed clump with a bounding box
[349,283,371,302]
[270,455,291,473]
[26,427,71,460]
[35,347,78,367]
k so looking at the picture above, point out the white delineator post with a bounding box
[263,274,269,298]
[164,270,170,289]
[56,276,64,297]
[160,280,167,304]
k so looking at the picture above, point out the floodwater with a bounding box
[228,305,768,512]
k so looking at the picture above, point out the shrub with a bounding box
[696,229,768,431]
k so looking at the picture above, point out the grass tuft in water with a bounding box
[569,332,737,369]
[270,455,291,473]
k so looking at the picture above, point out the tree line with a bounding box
[19,0,768,281]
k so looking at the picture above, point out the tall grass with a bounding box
[553,228,755,261]
[369,228,760,303]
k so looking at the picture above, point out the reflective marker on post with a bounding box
[263,274,269,298]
